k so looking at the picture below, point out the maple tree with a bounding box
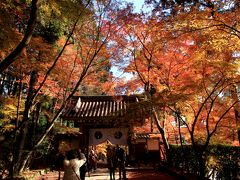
[0,0,38,73]
[111,8,199,165]
[110,1,240,178]
[0,0,92,73]
[170,4,240,148]
[0,0,120,177]
[167,8,240,177]
[110,9,171,165]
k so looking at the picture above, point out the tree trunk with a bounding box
[13,121,29,175]
[230,84,240,145]
[13,71,38,176]
[30,102,41,148]
[234,109,240,144]
[196,150,206,179]
[176,111,185,170]
[0,73,6,95]
[152,109,172,166]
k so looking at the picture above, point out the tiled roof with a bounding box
[61,95,144,125]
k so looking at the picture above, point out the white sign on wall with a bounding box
[147,139,159,150]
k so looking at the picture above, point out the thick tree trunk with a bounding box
[0,73,6,94]
[176,111,186,170]
[195,150,206,179]
[159,127,172,166]
[152,109,172,166]
[13,71,38,176]
[230,85,240,145]
[30,102,41,147]
[234,109,240,144]
[14,121,30,174]
[191,131,208,179]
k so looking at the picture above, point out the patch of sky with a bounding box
[110,0,146,81]
[221,1,236,11]
[233,52,240,75]
[233,52,240,58]
[124,0,145,13]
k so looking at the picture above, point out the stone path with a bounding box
[36,167,179,180]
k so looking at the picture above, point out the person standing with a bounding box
[63,149,86,180]
[56,152,65,180]
[115,145,127,180]
[78,148,87,180]
[89,147,98,171]
[143,144,149,165]
[106,146,116,180]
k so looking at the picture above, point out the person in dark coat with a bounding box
[55,152,65,180]
[106,146,117,180]
[115,145,127,180]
